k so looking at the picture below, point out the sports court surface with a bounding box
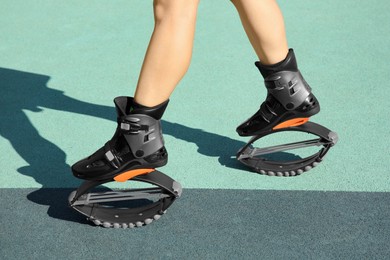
[1,1,390,259]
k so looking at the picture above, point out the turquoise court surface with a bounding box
[1,1,390,259]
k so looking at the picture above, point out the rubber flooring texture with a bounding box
[1,0,390,259]
[2,189,390,259]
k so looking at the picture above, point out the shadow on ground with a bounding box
[0,67,299,224]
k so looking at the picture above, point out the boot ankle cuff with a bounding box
[255,48,298,78]
[131,99,169,120]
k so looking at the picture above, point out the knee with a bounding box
[153,0,199,23]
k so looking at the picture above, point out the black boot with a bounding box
[72,96,169,181]
[236,49,320,136]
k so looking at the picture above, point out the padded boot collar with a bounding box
[113,96,169,120]
[255,48,298,78]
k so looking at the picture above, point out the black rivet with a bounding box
[136,150,144,157]
[286,103,294,109]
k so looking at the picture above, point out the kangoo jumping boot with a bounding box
[237,49,320,136]
[72,96,169,181]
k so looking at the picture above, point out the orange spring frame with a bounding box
[113,168,155,182]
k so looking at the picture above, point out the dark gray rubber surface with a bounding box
[1,188,389,259]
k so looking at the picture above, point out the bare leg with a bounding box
[231,0,289,65]
[72,0,200,180]
[134,0,200,107]
[231,0,320,136]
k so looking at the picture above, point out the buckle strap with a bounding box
[104,142,120,169]
[264,70,311,111]
[258,102,273,123]
[119,118,149,134]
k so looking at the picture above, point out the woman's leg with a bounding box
[134,0,200,107]
[231,0,320,136]
[72,0,200,180]
[231,0,289,65]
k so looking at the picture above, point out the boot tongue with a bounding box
[113,96,133,116]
